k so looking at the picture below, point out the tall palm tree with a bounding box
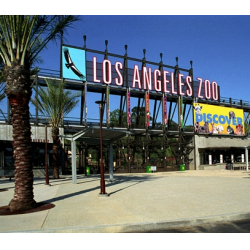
[0,58,4,102]
[31,79,80,179]
[0,15,79,212]
[0,59,7,121]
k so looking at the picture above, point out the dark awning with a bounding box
[63,126,129,144]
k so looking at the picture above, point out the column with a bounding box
[109,143,114,181]
[71,139,77,184]
[245,147,249,171]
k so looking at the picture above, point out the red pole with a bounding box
[99,103,106,194]
[45,125,49,185]
[96,101,107,196]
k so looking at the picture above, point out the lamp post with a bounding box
[45,125,49,185]
[95,101,108,197]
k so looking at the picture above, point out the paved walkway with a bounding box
[1,170,250,233]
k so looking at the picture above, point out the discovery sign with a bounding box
[194,103,244,135]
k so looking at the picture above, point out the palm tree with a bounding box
[31,78,80,179]
[0,58,4,102]
[0,15,79,212]
[0,59,7,121]
[0,85,5,123]
[0,84,5,103]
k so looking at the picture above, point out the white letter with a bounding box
[171,72,177,94]
[204,79,211,99]
[212,81,218,100]
[185,75,193,97]
[197,77,203,98]
[132,65,141,89]
[178,73,185,96]
[93,57,101,83]
[103,59,112,84]
[154,69,161,92]
[163,70,170,93]
[142,66,152,90]
[115,62,123,86]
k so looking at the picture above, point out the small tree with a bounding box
[110,108,127,127]
[31,78,81,178]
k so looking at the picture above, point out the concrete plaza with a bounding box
[0,170,250,233]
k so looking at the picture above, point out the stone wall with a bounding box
[193,134,250,170]
[0,124,64,143]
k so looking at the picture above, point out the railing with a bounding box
[0,108,250,130]
[35,68,61,78]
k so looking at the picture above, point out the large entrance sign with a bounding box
[61,45,219,101]
[194,103,245,135]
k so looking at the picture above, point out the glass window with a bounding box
[4,148,13,168]
[0,151,4,169]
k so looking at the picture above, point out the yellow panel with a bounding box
[193,103,244,135]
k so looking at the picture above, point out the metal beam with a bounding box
[184,104,192,127]
[80,84,85,125]
[152,99,156,127]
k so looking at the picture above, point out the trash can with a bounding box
[86,166,90,176]
[146,165,151,173]
[180,164,185,171]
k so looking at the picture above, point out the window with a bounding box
[4,148,14,168]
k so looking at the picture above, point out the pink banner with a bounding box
[146,91,150,127]
[127,90,131,126]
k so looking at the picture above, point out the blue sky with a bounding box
[29,14,250,123]
[39,15,250,101]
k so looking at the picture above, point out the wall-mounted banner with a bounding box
[145,91,150,127]
[127,89,131,126]
[179,96,184,128]
[62,46,86,81]
[193,103,244,135]
[163,95,167,126]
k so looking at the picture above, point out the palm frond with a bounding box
[31,78,81,128]
[0,15,80,67]
[29,15,80,64]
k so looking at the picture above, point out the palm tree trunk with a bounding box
[52,126,60,179]
[4,63,36,212]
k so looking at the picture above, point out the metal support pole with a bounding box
[127,133,130,173]
[71,138,77,184]
[109,143,114,182]
[45,125,49,185]
[146,130,149,166]
[163,130,166,171]
[245,147,249,171]
[35,74,38,125]
[96,101,108,197]
[80,85,84,125]
[99,104,105,192]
